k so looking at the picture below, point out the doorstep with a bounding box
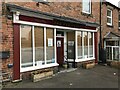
[58,68,77,74]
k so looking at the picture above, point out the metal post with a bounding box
[100,0,102,49]
[99,0,103,63]
[73,41,76,68]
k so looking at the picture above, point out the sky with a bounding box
[106,0,120,7]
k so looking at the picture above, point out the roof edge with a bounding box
[6,3,100,28]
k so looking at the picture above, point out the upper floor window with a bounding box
[82,0,91,14]
[118,14,120,29]
[107,9,112,26]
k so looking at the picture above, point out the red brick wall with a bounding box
[101,3,120,47]
[2,2,14,80]
[1,1,100,81]
[9,1,100,23]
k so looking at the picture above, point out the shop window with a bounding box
[84,32,88,58]
[20,25,56,72]
[77,31,94,60]
[77,32,83,59]
[107,9,112,26]
[82,0,91,14]
[88,32,93,58]
[21,25,33,68]
[46,28,55,64]
[34,26,45,66]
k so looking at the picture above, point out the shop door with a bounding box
[56,37,64,65]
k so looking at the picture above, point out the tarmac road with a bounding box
[2,65,119,88]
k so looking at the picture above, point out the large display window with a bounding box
[77,31,94,60]
[21,25,33,68]
[20,25,56,72]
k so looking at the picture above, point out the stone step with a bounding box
[1,72,11,82]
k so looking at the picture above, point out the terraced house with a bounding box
[100,1,120,62]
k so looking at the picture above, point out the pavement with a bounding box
[2,65,119,88]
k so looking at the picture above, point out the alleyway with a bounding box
[3,65,119,88]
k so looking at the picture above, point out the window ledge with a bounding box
[107,24,113,28]
[36,1,50,7]
[81,12,93,17]
[75,58,95,62]
[20,63,59,73]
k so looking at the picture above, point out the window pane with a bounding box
[21,25,33,68]
[106,41,119,46]
[84,32,88,58]
[119,14,120,21]
[119,22,120,27]
[107,17,111,24]
[46,28,55,64]
[88,32,93,57]
[107,10,111,17]
[34,26,45,66]
[106,47,112,60]
[77,32,83,59]
[83,0,91,13]
[113,47,119,60]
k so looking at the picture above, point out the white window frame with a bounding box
[82,0,91,14]
[105,40,120,61]
[20,25,58,72]
[107,9,112,26]
[76,31,95,62]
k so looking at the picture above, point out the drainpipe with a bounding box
[100,0,102,49]
[99,0,102,63]
[99,0,107,64]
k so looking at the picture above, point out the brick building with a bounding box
[1,1,100,82]
[1,0,120,84]
[100,1,120,62]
